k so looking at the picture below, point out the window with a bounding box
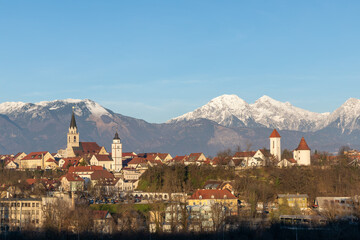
[74,136,76,142]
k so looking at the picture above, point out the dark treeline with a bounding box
[138,164,360,203]
[3,223,360,240]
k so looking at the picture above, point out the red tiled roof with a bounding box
[13,152,23,159]
[190,189,237,200]
[62,157,81,169]
[233,151,256,158]
[61,172,84,182]
[68,165,103,173]
[73,142,102,155]
[269,129,281,138]
[128,157,148,165]
[22,151,49,160]
[93,154,113,162]
[26,179,37,185]
[46,158,56,163]
[122,152,137,157]
[288,158,297,164]
[172,155,188,162]
[92,210,110,220]
[90,170,114,180]
[148,159,163,165]
[295,137,311,151]
[157,153,169,160]
[259,149,271,157]
[188,153,204,161]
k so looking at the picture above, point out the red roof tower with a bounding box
[269,129,281,138]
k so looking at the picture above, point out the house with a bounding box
[123,168,145,181]
[13,152,27,164]
[230,149,270,168]
[68,166,103,183]
[20,151,56,170]
[89,169,115,186]
[315,197,356,214]
[4,160,18,169]
[185,153,207,165]
[59,157,83,169]
[277,158,297,168]
[60,172,85,192]
[277,193,309,210]
[122,152,137,160]
[202,181,235,194]
[127,157,150,170]
[0,198,44,231]
[92,210,114,234]
[169,155,188,165]
[188,189,238,214]
[90,154,115,171]
[99,178,137,194]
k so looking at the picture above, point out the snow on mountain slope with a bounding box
[325,98,360,133]
[250,96,329,132]
[0,99,112,120]
[169,94,333,132]
[169,95,255,127]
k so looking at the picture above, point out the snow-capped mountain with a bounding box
[169,94,360,133]
[168,95,257,128]
[2,96,360,156]
[324,98,360,133]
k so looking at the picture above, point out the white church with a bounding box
[58,110,123,172]
[269,129,311,167]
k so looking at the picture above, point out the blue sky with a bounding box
[1,1,360,123]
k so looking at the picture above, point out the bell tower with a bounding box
[67,108,79,155]
[112,131,122,172]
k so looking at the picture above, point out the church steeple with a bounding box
[70,111,77,128]
[66,108,80,156]
[113,131,120,140]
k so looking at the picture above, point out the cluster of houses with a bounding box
[2,111,349,234]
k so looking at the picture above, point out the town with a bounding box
[1,111,360,240]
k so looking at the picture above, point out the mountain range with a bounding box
[1,95,360,156]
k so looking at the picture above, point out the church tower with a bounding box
[269,129,281,162]
[66,109,79,157]
[112,131,122,172]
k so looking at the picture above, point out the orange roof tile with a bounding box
[68,165,103,173]
[22,151,49,160]
[269,129,281,138]
[295,137,311,151]
[61,172,84,182]
[93,154,113,162]
[233,151,256,158]
[190,189,237,200]
[90,170,114,180]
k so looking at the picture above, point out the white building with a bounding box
[269,129,281,162]
[112,132,123,172]
[293,137,311,166]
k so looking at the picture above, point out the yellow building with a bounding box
[0,198,43,230]
[20,151,56,170]
[188,189,238,214]
[277,193,308,210]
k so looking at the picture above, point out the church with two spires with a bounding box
[57,111,123,172]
